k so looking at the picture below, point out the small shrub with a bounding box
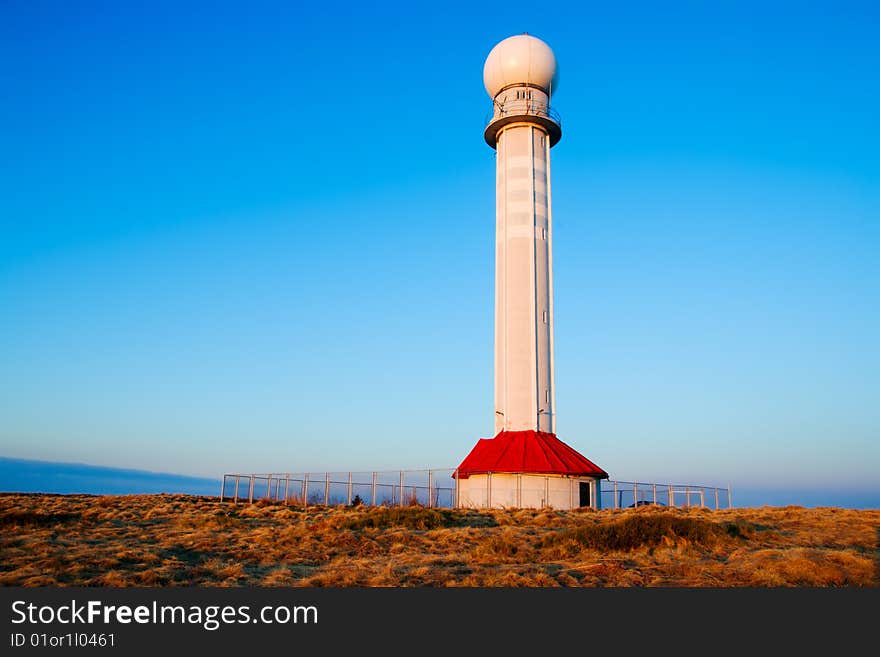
[337,507,498,530]
[724,520,763,539]
[339,507,448,530]
[0,511,80,528]
[542,514,733,553]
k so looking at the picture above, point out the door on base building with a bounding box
[579,482,591,508]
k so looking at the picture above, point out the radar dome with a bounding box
[483,34,558,99]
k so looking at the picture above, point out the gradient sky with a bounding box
[1,1,878,502]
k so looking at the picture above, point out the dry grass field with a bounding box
[1,493,877,586]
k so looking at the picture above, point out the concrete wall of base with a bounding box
[456,473,600,510]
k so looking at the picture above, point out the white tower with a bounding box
[453,35,607,508]
[484,35,561,435]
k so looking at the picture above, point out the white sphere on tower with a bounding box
[482,34,558,99]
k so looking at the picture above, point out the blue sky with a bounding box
[1,1,878,504]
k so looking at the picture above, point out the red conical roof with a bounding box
[454,430,608,479]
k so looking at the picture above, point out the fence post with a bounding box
[685,486,690,508]
[266,476,272,500]
[302,474,309,506]
[427,470,434,508]
[700,489,705,508]
[399,471,405,507]
[248,476,255,503]
[633,482,638,508]
[371,472,377,507]
[284,476,290,504]
[233,475,240,503]
[324,473,330,506]
[613,481,618,509]
[668,485,674,507]
[220,475,226,501]
[347,472,353,506]
[728,484,732,509]
[652,483,657,505]
[714,487,719,510]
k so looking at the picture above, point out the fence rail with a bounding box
[221,470,732,510]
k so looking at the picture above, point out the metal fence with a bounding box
[221,470,732,510]
[599,480,732,510]
[220,470,456,508]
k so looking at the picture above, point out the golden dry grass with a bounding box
[0,493,877,587]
